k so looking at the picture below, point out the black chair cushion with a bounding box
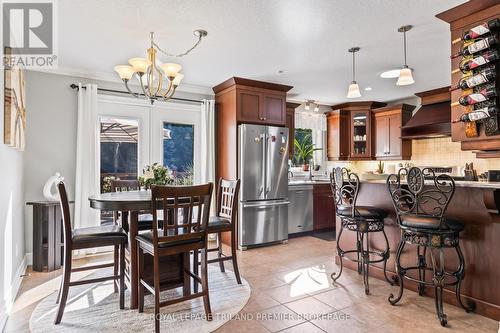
[207,216,231,232]
[337,205,388,219]
[136,232,203,248]
[401,215,464,232]
[72,225,127,243]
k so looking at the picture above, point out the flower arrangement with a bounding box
[102,176,117,193]
[138,163,173,188]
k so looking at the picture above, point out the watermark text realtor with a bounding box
[2,0,58,68]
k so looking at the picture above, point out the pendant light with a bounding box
[397,25,415,86]
[347,47,361,98]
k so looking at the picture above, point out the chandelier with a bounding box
[114,30,207,104]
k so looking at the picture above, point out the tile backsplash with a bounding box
[325,137,500,175]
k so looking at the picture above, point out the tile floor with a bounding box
[5,236,500,332]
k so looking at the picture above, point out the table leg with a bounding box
[128,211,139,309]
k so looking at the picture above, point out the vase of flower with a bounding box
[138,163,173,188]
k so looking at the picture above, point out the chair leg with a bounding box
[183,252,190,297]
[331,224,345,283]
[230,229,242,284]
[388,237,406,306]
[138,247,144,313]
[454,244,475,313]
[153,255,161,333]
[200,248,212,321]
[356,231,362,274]
[119,241,125,310]
[417,246,427,296]
[361,231,370,295]
[217,232,225,272]
[193,249,199,293]
[381,228,394,285]
[430,248,447,327]
[113,245,119,293]
[54,248,72,324]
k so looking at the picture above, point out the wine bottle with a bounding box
[453,106,499,123]
[452,18,500,44]
[452,67,496,90]
[452,50,499,74]
[451,36,498,58]
[451,87,497,106]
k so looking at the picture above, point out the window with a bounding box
[293,128,312,165]
[163,122,194,185]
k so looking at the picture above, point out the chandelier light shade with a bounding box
[396,25,415,86]
[347,47,361,98]
[114,30,207,104]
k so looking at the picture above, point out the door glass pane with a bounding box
[352,112,367,155]
[99,117,139,224]
[163,122,194,185]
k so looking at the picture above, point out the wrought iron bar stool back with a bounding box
[387,167,475,326]
[330,167,392,294]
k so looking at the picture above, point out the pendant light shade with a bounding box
[397,25,415,86]
[347,81,361,98]
[397,66,415,86]
[347,47,361,98]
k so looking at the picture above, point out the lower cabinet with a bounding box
[313,184,335,230]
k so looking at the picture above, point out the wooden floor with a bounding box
[5,236,499,332]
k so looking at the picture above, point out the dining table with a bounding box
[88,190,188,309]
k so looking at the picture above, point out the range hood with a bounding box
[401,87,451,139]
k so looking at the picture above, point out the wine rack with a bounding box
[438,1,500,155]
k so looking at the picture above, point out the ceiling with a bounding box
[54,0,467,104]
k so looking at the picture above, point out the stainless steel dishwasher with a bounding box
[288,185,314,234]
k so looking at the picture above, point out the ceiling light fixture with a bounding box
[305,99,320,112]
[347,47,361,98]
[396,25,415,86]
[114,30,207,104]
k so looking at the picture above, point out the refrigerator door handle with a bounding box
[262,133,267,199]
[243,201,291,208]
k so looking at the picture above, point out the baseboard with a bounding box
[1,254,28,332]
[26,252,33,266]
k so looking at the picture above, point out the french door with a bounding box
[96,95,201,224]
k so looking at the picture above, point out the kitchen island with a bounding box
[336,179,500,320]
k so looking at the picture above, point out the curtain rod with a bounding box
[69,83,203,104]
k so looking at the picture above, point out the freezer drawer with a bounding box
[288,185,313,234]
[238,200,289,248]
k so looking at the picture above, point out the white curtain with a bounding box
[200,99,216,214]
[74,83,99,229]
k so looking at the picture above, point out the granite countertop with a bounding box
[288,179,330,186]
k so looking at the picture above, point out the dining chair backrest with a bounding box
[216,178,240,223]
[150,183,213,248]
[387,167,455,227]
[110,179,141,192]
[57,182,73,248]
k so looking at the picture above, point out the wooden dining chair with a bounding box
[55,182,127,324]
[136,183,213,333]
[205,178,241,284]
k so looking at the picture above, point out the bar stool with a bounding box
[386,167,475,326]
[330,167,393,294]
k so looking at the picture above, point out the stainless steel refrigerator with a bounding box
[238,124,289,249]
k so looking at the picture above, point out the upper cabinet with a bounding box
[285,102,300,157]
[373,104,414,160]
[326,101,386,161]
[213,77,293,126]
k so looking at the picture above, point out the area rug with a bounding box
[30,266,250,333]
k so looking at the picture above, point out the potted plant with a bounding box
[294,134,322,171]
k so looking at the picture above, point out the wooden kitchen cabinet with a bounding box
[286,102,301,157]
[373,104,414,160]
[327,101,386,161]
[214,77,292,126]
[313,184,335,231]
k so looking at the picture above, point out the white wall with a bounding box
[0,65,27,329]
[23,70,212,255]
